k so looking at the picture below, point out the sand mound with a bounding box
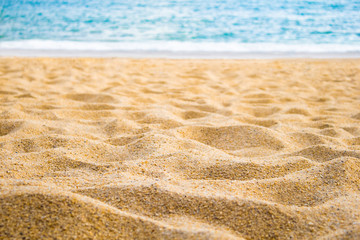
[0,186,232,239]
[176,125,285,150]
[1,58,360,239]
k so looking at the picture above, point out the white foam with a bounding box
[1,40,360,58]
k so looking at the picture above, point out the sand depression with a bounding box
[0,58,360,239]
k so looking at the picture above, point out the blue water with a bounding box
[1,0,360,53]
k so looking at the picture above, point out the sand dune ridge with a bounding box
[0,58,360,239]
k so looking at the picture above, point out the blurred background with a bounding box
[1,0,360,53]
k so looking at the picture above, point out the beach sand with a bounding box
[0,58,360,239]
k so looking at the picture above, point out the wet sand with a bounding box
[0,58,360,239]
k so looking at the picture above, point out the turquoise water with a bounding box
[1,0,360,53]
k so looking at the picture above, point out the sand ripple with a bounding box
[0,58,360,239]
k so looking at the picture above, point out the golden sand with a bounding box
[0,58,360,239]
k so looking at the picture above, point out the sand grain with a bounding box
[0,58,360,239]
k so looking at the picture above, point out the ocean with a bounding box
[1,0,360,56]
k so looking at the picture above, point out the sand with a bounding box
[0,58,359,239]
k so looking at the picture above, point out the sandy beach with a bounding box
[0,58,360,239]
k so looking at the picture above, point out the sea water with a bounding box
[1,0,360,55]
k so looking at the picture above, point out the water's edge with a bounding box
[1,40,360,58]
[1,49,360,59]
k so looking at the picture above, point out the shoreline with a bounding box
[1,49,360,59]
